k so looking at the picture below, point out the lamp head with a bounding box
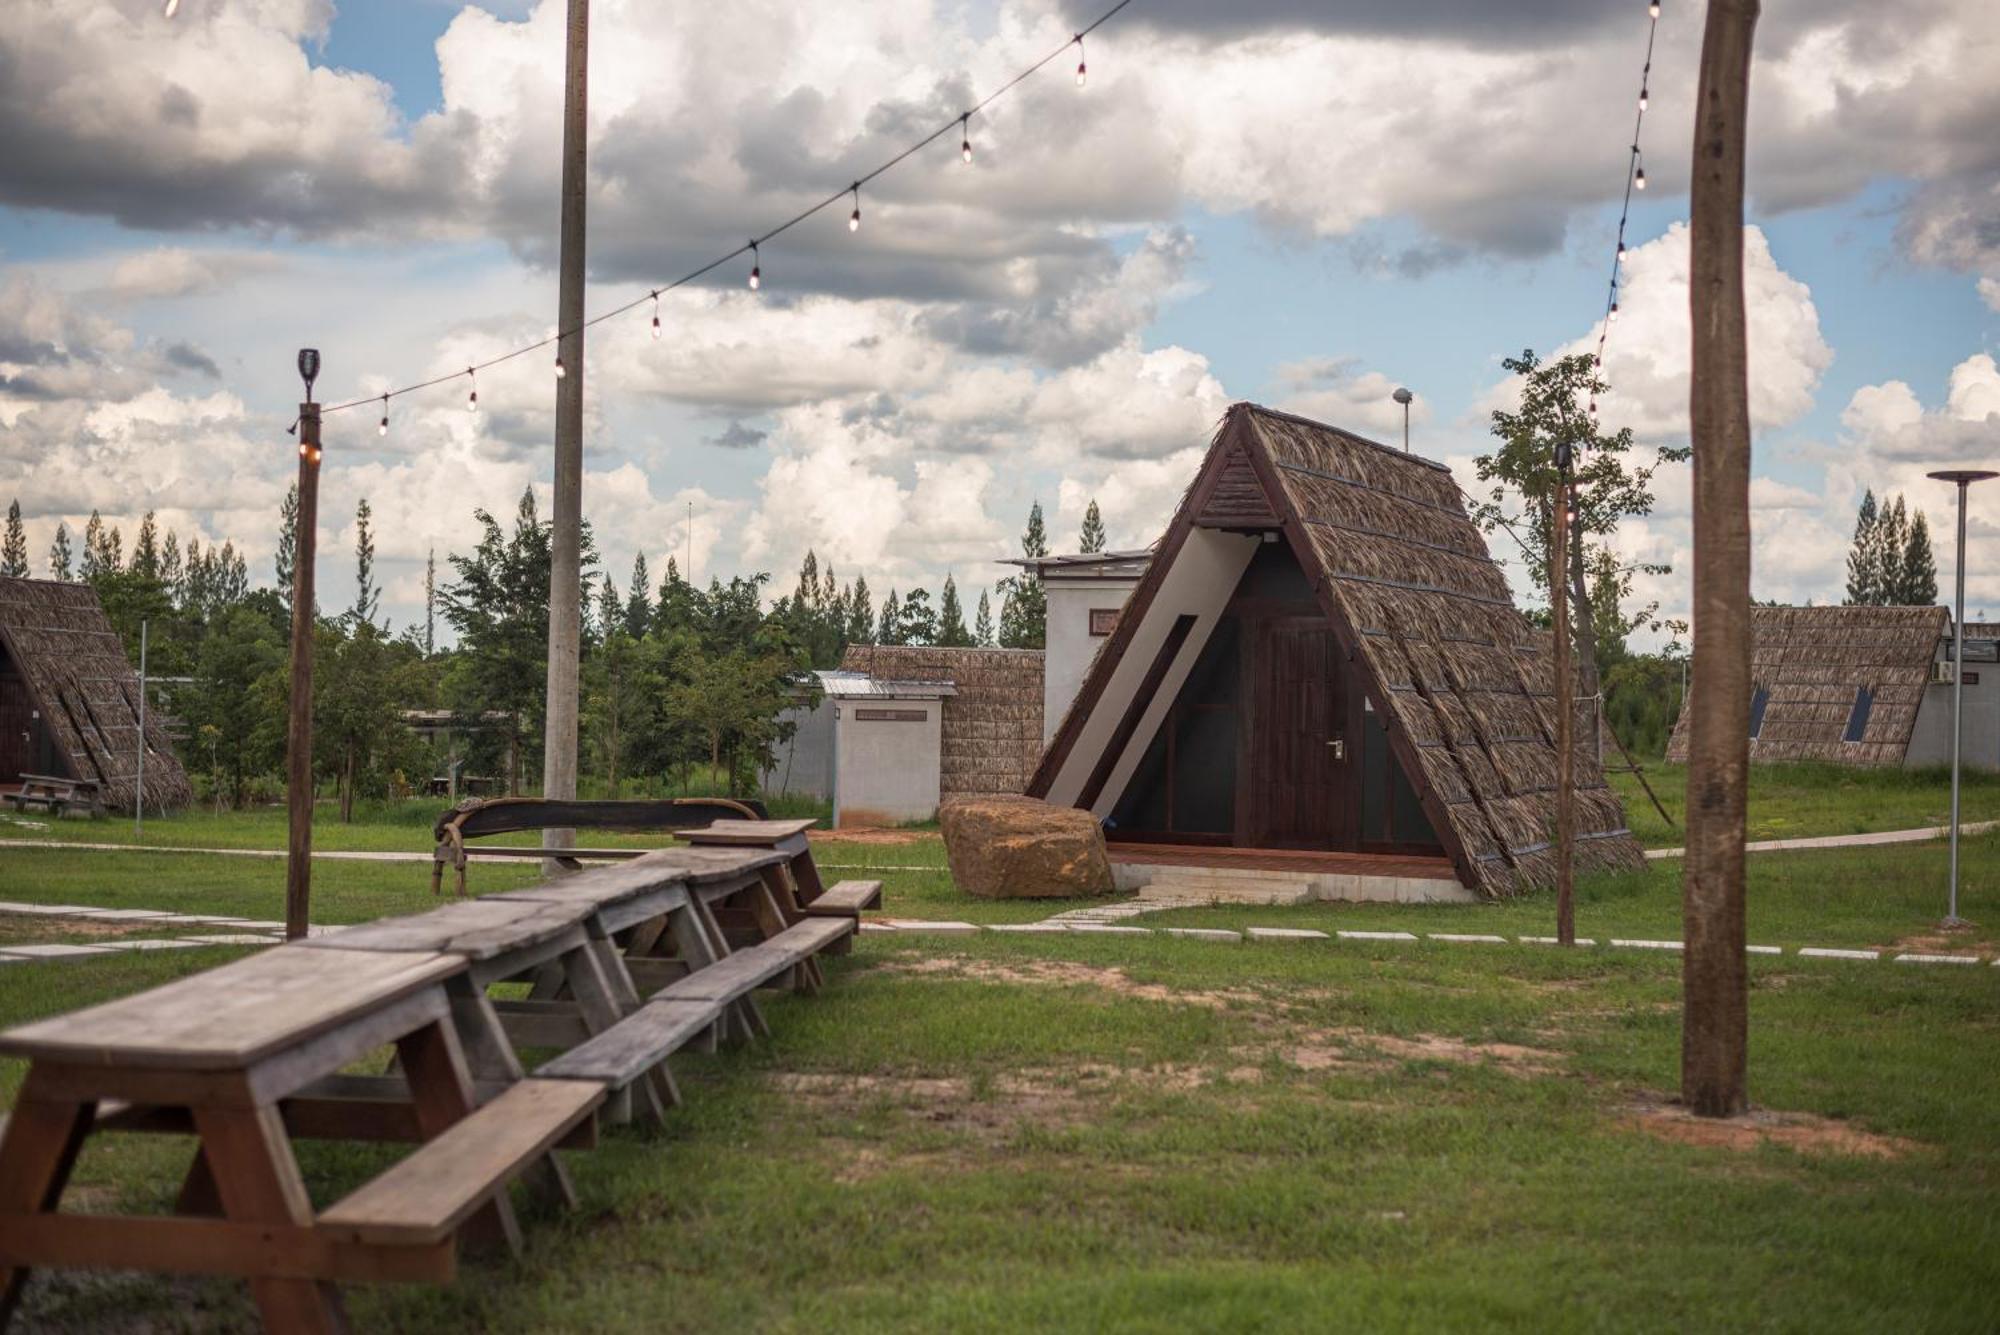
[296,348,321,402]
[1927,470,1999,485]
[1392,387,1414,406]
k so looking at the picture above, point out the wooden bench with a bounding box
[318,1078,605,1248]
[802,879,883,917]
[5,774,100,818]
[536,917,855,1098]
[432,796,770,896]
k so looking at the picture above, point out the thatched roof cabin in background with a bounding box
[1664,604,1951,767]
[0,576,191,812]
[1030,402,1645,900]
[838,645,1044,798]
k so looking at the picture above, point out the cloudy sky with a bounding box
[2,0,1997,639]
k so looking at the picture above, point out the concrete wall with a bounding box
[1906,645,2000,771]
[833,696,945,827]
[771,699,836,801]
[1043,580,1141,743]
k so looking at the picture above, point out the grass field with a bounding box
[2,768,1997,1330]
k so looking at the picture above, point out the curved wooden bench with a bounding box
[430,796,769,896]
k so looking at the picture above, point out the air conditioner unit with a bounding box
[1932,660,1958,685]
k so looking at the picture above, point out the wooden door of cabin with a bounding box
[0,673,36,783]
[1247,618,1350,848]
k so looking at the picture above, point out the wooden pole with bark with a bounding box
[1552,471,1576,945]
[284,398,321,942]
[1682,0,1760,1118]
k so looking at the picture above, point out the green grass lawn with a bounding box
[3,926,1995,1332]
[1606,759,2000,848]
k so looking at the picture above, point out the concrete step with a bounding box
[1134,877,1314,907]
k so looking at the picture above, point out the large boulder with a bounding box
[940,795,1115,899]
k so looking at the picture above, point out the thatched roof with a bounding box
[838,645,1043,797]
[1031,403,1645,899]
[0,576,191,812]
[1664,604,1948,766]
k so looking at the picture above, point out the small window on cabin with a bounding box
[1747,684,1770,740]
[1842,685,1874,743]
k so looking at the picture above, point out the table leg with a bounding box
[395,1020,523,1257]
[0,1087,94,1325]
[445,975,576,1212]
[191,1101,349,1334]
[562,942,666,1125]
[690,896,768,1041]
[175,1144,223,1217]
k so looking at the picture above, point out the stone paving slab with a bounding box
[1517,936,1597,946]
[1610,939,1684,951]
[1337,930,1416,942]
[1067,924,1153,935]
[0,943,117,958]
[1893,953,1981,965]
[1798,947,1878,960]
[1248,927,1329,941]
[1165,928,1242,941]
[1430,933,1507,944]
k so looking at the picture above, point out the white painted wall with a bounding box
[1907,640,2000,771]
[832,697,945,827]
[1041,528,1263,809]
[1043,578,1142,743]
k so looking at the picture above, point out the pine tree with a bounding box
[1078,498,1106,554]
[132,511,161,578]
[846,575,873,644]
[353,497,379,626]
[1,500,26,577]
[596,572,622,642]
[625,553,652,638]
[900,588,938,645]
[48,522,73,581]
[1899,508,1938,606]
[1844,490,1879,604]
[997,501,1049,649]
[877,589,902,646]
[275,483,299,596]
[81,511,106,580]
[1874,495,1910,605]
[423,548,437,656]
[937,575,972,646]
[974,588,994,646]
[161,531,183,598]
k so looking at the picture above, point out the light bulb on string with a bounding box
[1608,301,1619,324]
[466,368,478,413]
[1639,85,1649,112]
[163,0,180,16]
[555,354,566,379]
[1649,0,1661,17]
[650,291,661,341]
[960,113,973,163]
[748,242,761,291]
[849,184,861,233]
[1634,165,1647,191]
[1074,35,1086,87]
[378,395,389,437]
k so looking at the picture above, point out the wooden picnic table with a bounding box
[0,944,603,1332]
[5,774,100,818]
[680,818,826,902]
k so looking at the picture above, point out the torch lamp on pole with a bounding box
[286,349,322,942]
[1925,468,1995,929]
[1393,387,1414,454]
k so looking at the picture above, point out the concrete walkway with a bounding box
[1643,820,1998,860]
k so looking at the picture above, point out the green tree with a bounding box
[1843,489,1880,605]
[275,483,299,600]
[1872,495,1910,604]
[1472,349,1685,738]
[1079,498,1107,553]
[974,588,995,646]
[161,531,183,598]
[845,574,873,645]
[625,553,653,638]
[183,607,287,807]
[900,588,938,645]
[132,511,161,579]
[48,521,73,581]
[585,626,661,795]
[352,498,380,627]
[937,575,972,646]
[997,501,1049,649]
[876,589,902,646]
[315,620,417,821]
[3,500,30,577]
[423,548,437,656]
[1899,508,1938,605]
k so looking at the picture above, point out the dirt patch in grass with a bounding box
[875,956,1267,1011]
[1622,1097,1920,1159]
[811,828,928,847]
[0,915,157,941]
[1229,1028,1564,1078]
[1876,927,1993,958]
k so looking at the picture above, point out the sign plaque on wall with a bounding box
[853,708,927,723]
[1088,608,1121,637]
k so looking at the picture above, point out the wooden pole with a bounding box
[1683,0,1759,1118]
[542,0,588,869]
[285,402,322,941]
[1552,476,1576,945]
[134,618,147,837]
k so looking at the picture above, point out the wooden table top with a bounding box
[302,897,590,961]
[488,852,694,908]
[680,818,818,846]
[637,844,790,883]
[0,945,462,1070]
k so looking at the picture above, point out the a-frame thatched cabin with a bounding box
[1027,403,1644,899]
[0,575,190,813]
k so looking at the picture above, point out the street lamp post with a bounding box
[1925,468,1996,928]
[1393,387,1414,454]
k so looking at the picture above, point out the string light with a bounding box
[1588,1,1661,406]
[312,0,1137,422]
[1649,0,1661,16]
[163,0,180,16]
[378,394,389,437]
[555,355,567,378]
[650,290,661,340]
[1632,146,1647,190]
[1639,83,1649,112]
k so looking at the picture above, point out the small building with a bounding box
[1002,549,1153,743]
[773,671,954,827]
[0,575,191,813]
[1027,402,1644,901]
[1664,604,1999,771]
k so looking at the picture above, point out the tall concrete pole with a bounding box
[286,394,322,940]
[543,0,588,864]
